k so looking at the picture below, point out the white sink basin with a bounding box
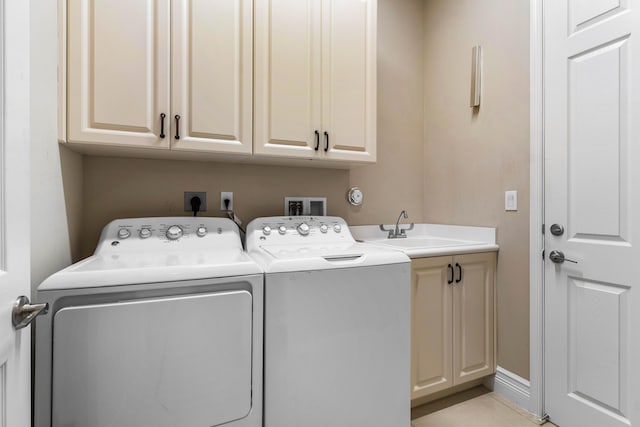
[350,224,498,257]
[371,237,480,249]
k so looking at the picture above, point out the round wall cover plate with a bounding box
[347,187,364,206]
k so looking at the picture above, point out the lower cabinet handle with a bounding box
[455,263,462,283]
[447,264,454,284]
[174,115,181,140]
[324,131,329,152]
[160,113,166,139]
[314,130,320,151]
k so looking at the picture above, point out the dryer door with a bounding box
[52,290,253,427]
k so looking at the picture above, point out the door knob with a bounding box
[549,250,577,264]
[12,296,49,330]
[550,224,565,236]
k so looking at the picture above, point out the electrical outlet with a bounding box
[221,192,233,211]
[184,191,207,212]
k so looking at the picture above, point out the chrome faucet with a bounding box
[379,210,415,239]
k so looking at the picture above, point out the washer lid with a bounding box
[38,251,262,291]
[246,216,409,273]
[39,217,262,291]
[249,242,409,273]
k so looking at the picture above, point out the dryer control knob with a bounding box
[297,223,310,236]
[196,226,207,237]
[117,228,131,239]
[278,225,287,235]
[166,225,183,240]
[139,228,152,239]
[320,224,329,233]
[262,226,272,236]
[333,224,342,233]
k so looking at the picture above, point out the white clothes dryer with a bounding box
[246,216,411,427]
[34,217,263,427]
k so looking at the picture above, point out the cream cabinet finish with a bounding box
[65,0,252,154]
[411,256,454,397]
[171,0,252,154]
[411,252,496,401]
[254,0,376,162]
[67,0,170,149]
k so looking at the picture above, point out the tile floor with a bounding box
[411,387,557,427]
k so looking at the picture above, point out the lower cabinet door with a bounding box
[452,252,496,386]
[411,256,453,399]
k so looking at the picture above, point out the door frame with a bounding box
[529,0,545,419]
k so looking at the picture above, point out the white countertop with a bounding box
[350,223,499,258]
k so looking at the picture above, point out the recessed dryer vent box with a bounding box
[284,197,327,216]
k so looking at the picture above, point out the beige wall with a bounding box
[348,0,425,225]
[422,0,530,378]
[81,158,349,257]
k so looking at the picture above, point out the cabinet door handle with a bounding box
[447,264,454,284]
[174,115,181,140]
[314,130,320,151]
[159,113,166,139]
[324,131,329,152]
[455,263,462,283]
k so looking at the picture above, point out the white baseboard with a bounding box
[484,366,535,414]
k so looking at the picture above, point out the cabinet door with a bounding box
[411,256,453,399]
[171,0,252,154]
[254,0,321,158]
[452,252,496,386]
[321,0,376,162]
[67,0,170,149]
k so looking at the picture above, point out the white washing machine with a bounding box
[246,216,412,427]
[34,217,263,427]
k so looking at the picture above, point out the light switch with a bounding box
[505,190,518,211]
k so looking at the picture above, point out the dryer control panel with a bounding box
[246,216,354,249]
[94,217,243,254]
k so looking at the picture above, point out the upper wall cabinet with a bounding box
[171,0,252,154]
[63,0,252,155]
[254,0,377,163]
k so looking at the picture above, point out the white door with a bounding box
[0,0,33,426]
[544,1,640,426]
[171,0,253,155]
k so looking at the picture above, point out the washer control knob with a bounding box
[117,228,131,240]
[166,225,183,240]
[297,223,310,236]
[196,226,208,237]
[320,224,329,234]
[262,226,272,236]
[139,228,152,239]
[278,225,287,235]
[333,224,342,233]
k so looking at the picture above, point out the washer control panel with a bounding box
[248,216,354,246]
[95,217,240,254]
